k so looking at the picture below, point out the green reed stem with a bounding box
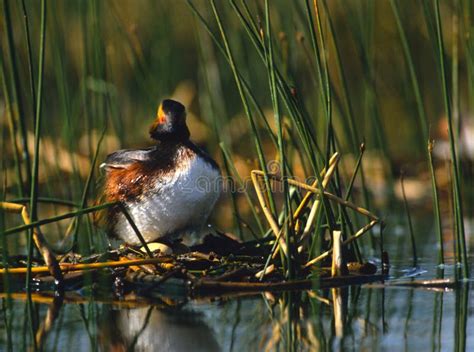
[433,0,468,278]
[451,5,461,144]
[228,0,322,174]
[27,0,47,292]
[300,0,337,237]
[308,0,333,161]
[65,126,107,249]
[455,283,469,351]
[3,202,119,237]
[221,152,243,239]
[1,298,13,351]
[8,197,78,208]
[50,3,78,201]
[400,173,417,267]
[321,0,373,246]
[220,143,265,236]
[190,1,278,148]
[390,0,447,265]
[21,0,37,124]
[26,295,38,351]
[346,4,393,193]
[344,144,365,201]
[260,217,289,282]
[2,0,31,192]
[209,0,277,219]
[188,1,278,153]
[264,0,293,277]
[428,141,444,265]
[227,0,335,249]
[304,0,329,121]
[390,0,429,141]
[119,205,153,259]
[321,0,360,152]
[0,54,24,197]
[342,143,366,261]
[431,291,443,350]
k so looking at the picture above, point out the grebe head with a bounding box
[149,99,190,141]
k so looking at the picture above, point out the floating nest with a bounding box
[0,231,386,298]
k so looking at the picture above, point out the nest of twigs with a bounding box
[0,231,386,298]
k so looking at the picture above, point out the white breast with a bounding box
[114,152,221,245]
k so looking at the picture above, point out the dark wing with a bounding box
[100,146,156,172]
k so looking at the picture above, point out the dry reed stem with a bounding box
[250,171,288,255]
[292,152,339,221]
[331,230,348,277]
[304,220,378,268]
[255,264,275,279]
[0,256,173,275]
[307,290,331,305]
[0,201,63,283]
[331,288,345,337]
[321,191,378,220]
[251,153,339,259]
[301,153,340,240]
[251,152,379,271]
[251,171,378,221]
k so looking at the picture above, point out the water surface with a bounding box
[0,256,472,351]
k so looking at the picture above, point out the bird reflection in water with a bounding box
[99,304,220,352]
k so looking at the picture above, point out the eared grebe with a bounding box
[98,99,221,245]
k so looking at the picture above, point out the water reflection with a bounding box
[0,281,472,351]
[99,305,220,351]
[34,294,64,349]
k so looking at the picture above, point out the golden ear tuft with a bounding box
[156,104,166,124]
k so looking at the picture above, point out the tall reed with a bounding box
[208,0,278,221]
[431,0,468,278]
[2,0,31,194]
[389,0,444,265]
[26,0,47,291]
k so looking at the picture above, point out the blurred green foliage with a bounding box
[1,1,471,155]
[1,0,472,254]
